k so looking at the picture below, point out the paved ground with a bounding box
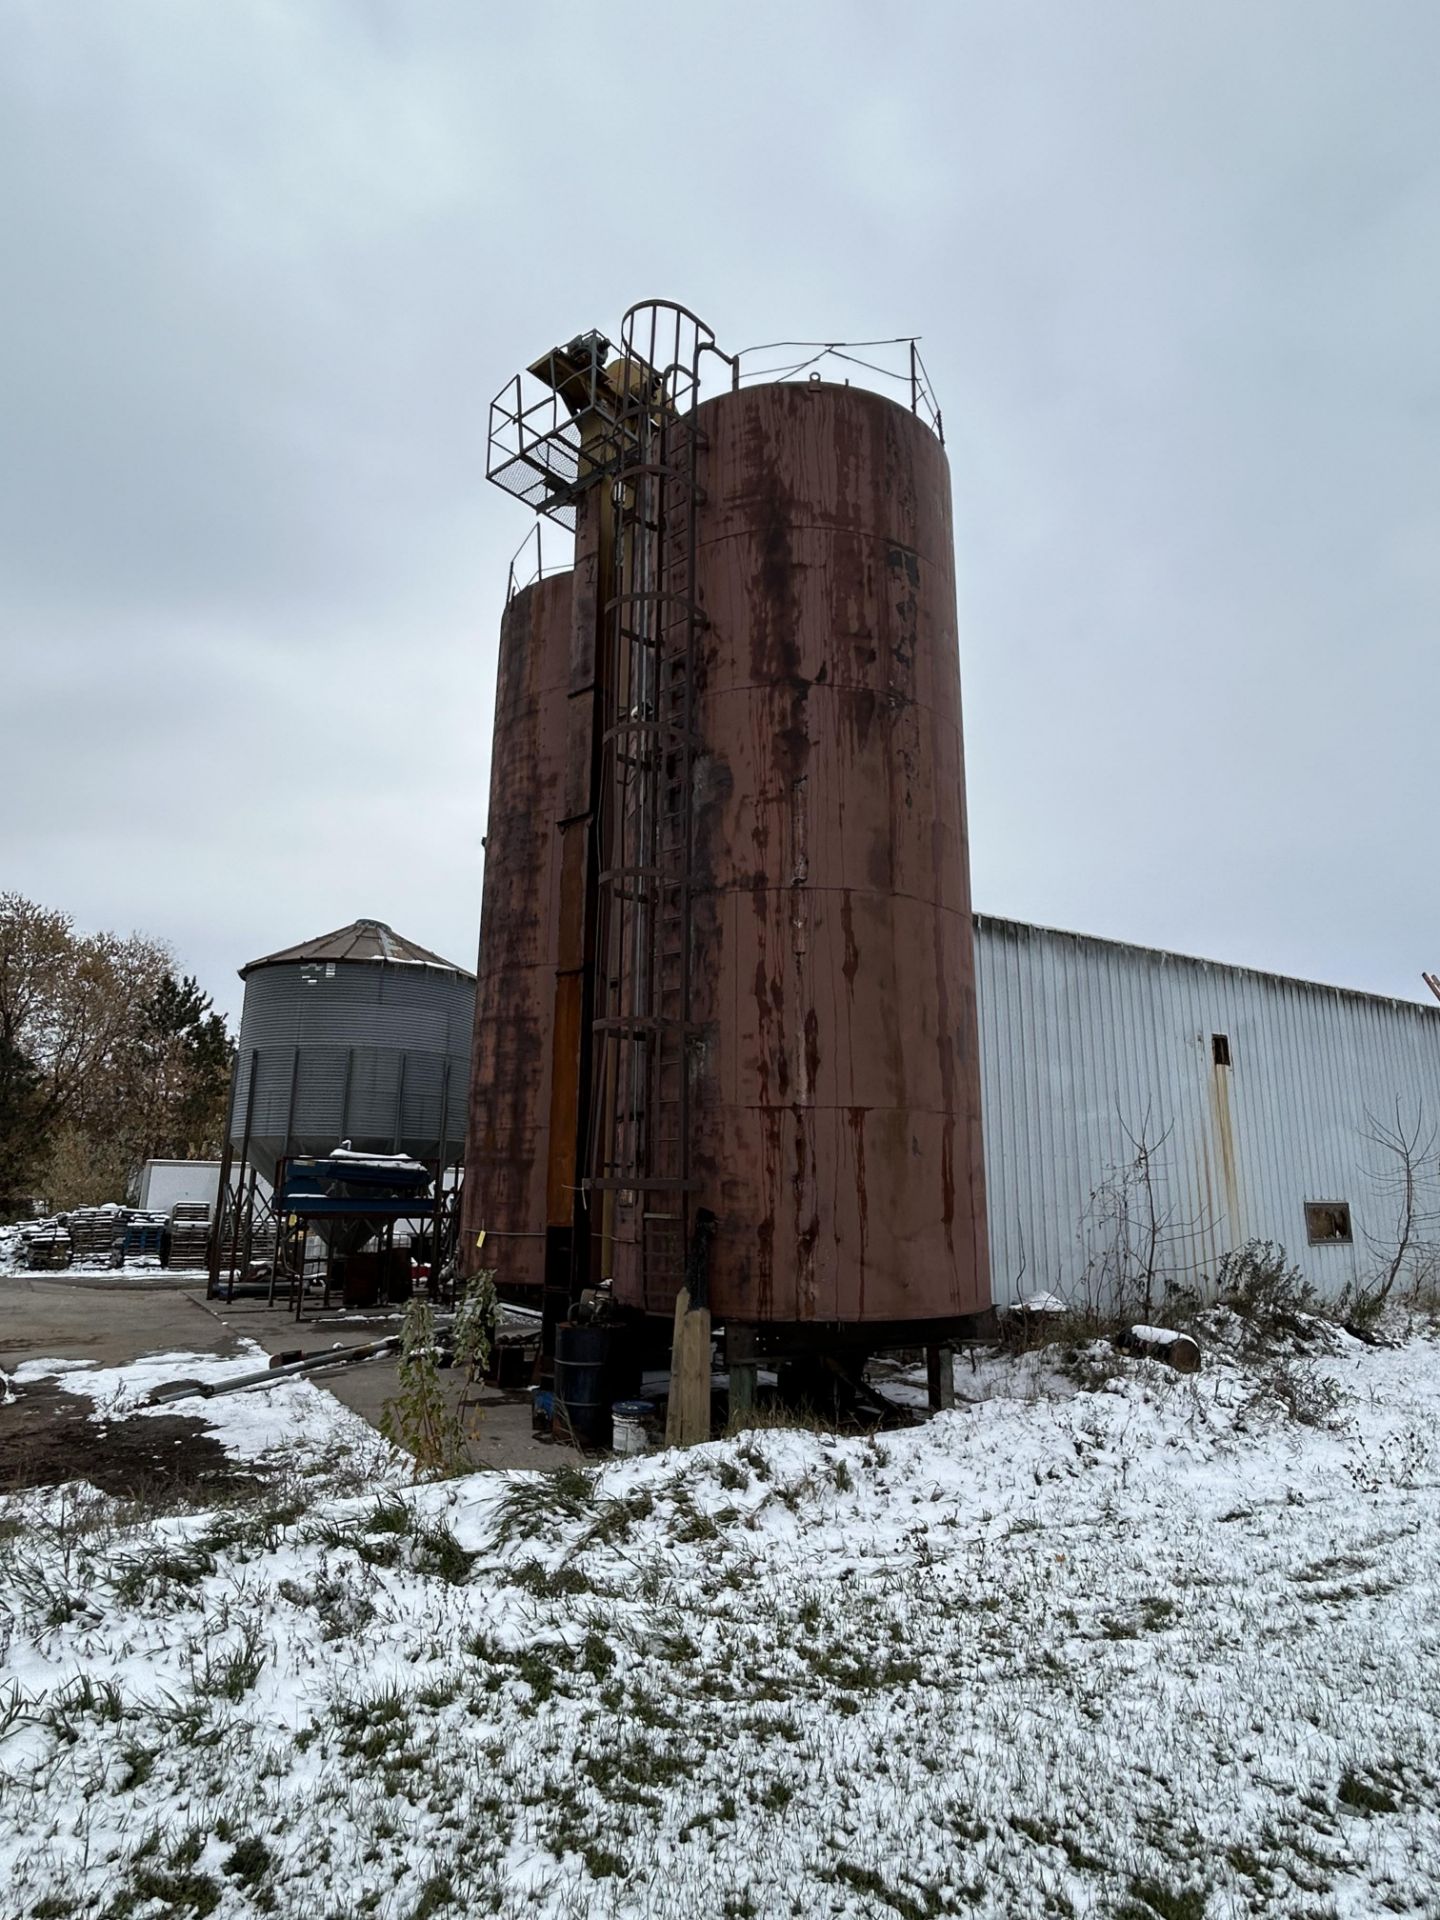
[0,1272,579,1475]
[0,1271,231,1370]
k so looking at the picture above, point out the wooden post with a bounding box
[728,1323,758,1421]
[665,1209,716,1447]
[925,1343,955,1411]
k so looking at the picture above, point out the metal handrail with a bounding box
[730,335,943,441]
[504,524,573,602]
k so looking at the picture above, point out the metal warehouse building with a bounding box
[974,915,1440,1306]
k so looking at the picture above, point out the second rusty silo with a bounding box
[605,379,989,1329]
[462,570,575,1294]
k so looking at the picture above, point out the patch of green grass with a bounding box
[1054,1832,1107,1874]
[581,1845,628,1880]
[947,1804,989,1844]
[579,1630,615,1677]
[198,1632,264,1701]
[1118,1877,1208,1920]
[409,1519,474,1585]
[47,1671,125,1733]
[410,1873,454,1919]
[1009,1813,1058,1846]
[580,1488,656,1550]
[725,1403,831,1436]
[166,1831,205,1871]
[510,1649,558,1703]
[1294,1551,1369,1584]
[1338,1768,1399,1816]
[117,1741,157,1790]
[111,1545,216,1604]
[493,1467,593,1547]
[1225,1843,1275,1893]
[668,1496,721,1545]
[830,1861,944,1920]
[198,1494,308,1556]
[331,1683,422,1770]
[802,1644,922,1691]
[108,1865,223,1919]
[221,1837,272,1887]
[305,1513,403,1567]
[506,1558,598,1598]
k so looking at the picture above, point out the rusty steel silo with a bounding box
[475,304,990,1360]
[606,379,989,1329]
[462,570,576,1295]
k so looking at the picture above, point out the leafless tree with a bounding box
[1078,1103,1218,1325]
[1357,1099,1440,1310]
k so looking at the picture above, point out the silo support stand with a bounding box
[926,1344,956,1411]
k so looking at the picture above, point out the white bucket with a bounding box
[611,1400,654,1456]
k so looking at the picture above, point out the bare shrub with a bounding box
[1075,1106,1214,1330]
[1250,1358,1346,1431]
[1213,1241,1323,1354]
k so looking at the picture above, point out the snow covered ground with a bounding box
[2,1327,1438,1918]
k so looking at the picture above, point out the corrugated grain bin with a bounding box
[230,920,473,1181]
[609,381,990,1326]
[460,571,575,1290]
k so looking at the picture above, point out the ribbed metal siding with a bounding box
[230,961,473,1173]
[975,916,1440,1304]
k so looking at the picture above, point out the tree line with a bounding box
[0,892,233,1221]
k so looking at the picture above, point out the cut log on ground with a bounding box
[1115,1325,1202,1373]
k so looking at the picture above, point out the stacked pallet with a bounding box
[123,1210,169,1265]
[23,1223,72,1271]
[168,1203,211,1270]
[68,1206,126,1268]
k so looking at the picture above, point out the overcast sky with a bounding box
[3,1,1437,1024]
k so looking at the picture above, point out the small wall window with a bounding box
[1305,1202,1352,1245]
[1211,1033,1231,1067]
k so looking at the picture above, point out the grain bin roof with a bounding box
[239,918,475,981]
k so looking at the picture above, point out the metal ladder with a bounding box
[590,303,720,1310]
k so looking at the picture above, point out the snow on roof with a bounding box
[240,919,474,981]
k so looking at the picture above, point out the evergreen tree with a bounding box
[0,1034,49,1221]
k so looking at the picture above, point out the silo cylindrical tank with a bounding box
[460,570,576,1290]
[612,380,990,1328]
[230,919,474,1181]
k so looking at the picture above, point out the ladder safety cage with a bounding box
[588,301,736,1309]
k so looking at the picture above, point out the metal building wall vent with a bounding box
[1305,1201,1352,1244]
[1212,1033,1232,1067]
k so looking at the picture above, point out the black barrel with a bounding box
[553,1324,618,1449]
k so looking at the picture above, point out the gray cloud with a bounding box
[3,0,1437,1021]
